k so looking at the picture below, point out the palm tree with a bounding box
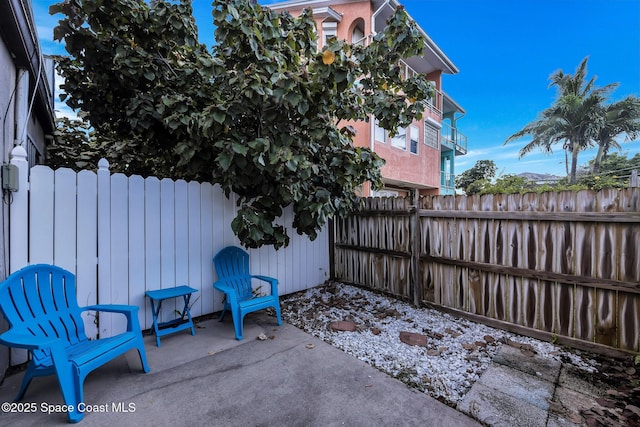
[505,57,617,183]
[592,96,640,174]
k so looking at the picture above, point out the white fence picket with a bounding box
[96,159,111,338]
[128,175,146,330]
[160,178,177,323]
[7,159,329,366]
[317,227,330,284]
[187,181,203,317]
[174,180,190,289]
[109,173,129,335]
[29,166,54,264]
[199,182,215,315]
[76,170,98,339]
[144,176,162,328]
[53,168,77,272]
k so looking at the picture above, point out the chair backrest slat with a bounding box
[214,247,254,299]
[15,273,62,344]
[21,274,40,320]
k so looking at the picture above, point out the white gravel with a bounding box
[281,283,599,405]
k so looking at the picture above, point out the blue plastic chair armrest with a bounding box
[252,275,279,296]
[0,330,59,350]
[214,281,239,304]
[213,281,234,294]
[84,304,139,315]
[252,275,277,284]
[83,304,140,332]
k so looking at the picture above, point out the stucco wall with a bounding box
[305,1,444,194]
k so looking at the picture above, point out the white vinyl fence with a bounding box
[8,146,329,363]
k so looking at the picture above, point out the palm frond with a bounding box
[506,56,627,182]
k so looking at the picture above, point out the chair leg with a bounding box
[13,362,53,402]
[55,364,83,423]
[14,369,35,401]
[231,309,244,340]
[68,372,85,423]
[274,302,283,326]
[136,339,150,373]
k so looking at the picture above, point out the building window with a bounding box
[391,128,407,150]
[322,22,337,46]
[371,189,400,197]
[426,81,436,108]
[352,19,365,46]
[409,125,419,154]
[424,123,439,149]
[374,118,386,142]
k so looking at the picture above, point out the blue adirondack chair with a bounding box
[213,246,282,340]
[0,264,150,423]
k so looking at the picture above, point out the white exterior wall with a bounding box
[0,30,18,377]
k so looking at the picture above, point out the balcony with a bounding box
[440,122,467,155]
[440,170,455,195]
[424,86,442,120]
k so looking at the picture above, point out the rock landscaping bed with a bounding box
[281,282,640,426]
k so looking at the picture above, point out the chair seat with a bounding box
[66,332,140,367]
[238,294,278,310]
[30,333,138,370]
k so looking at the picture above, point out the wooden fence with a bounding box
[334,189,640,355]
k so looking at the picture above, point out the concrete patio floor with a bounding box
[0,313,480,426]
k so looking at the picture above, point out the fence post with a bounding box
[8,146,29,365]
[410,191,420,306]
[9,145,29,273]
[630,170,638,188]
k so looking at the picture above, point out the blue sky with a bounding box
[33,0,640,177]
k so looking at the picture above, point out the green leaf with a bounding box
[228,5,240,20]
[213,111,226,124]
[232,142,249,155]
[218,151,232,171]
[297,102,309,115]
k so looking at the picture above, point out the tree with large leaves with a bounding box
[454,160,497,195]
[505,57,618,183]
[49,0,433,249]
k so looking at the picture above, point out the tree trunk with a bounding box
[569,139,580,184]
[592,143,605,174]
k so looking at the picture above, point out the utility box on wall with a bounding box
[2,164,18,192]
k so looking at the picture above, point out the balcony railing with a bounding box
[355,36,444,122]
[398,60,443,120]
[440,170,455,195]
[424,87,442,120]
[440,122,467,155]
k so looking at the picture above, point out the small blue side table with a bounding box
[145,286,198,347]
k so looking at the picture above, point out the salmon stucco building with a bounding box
[266,0,468,196]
